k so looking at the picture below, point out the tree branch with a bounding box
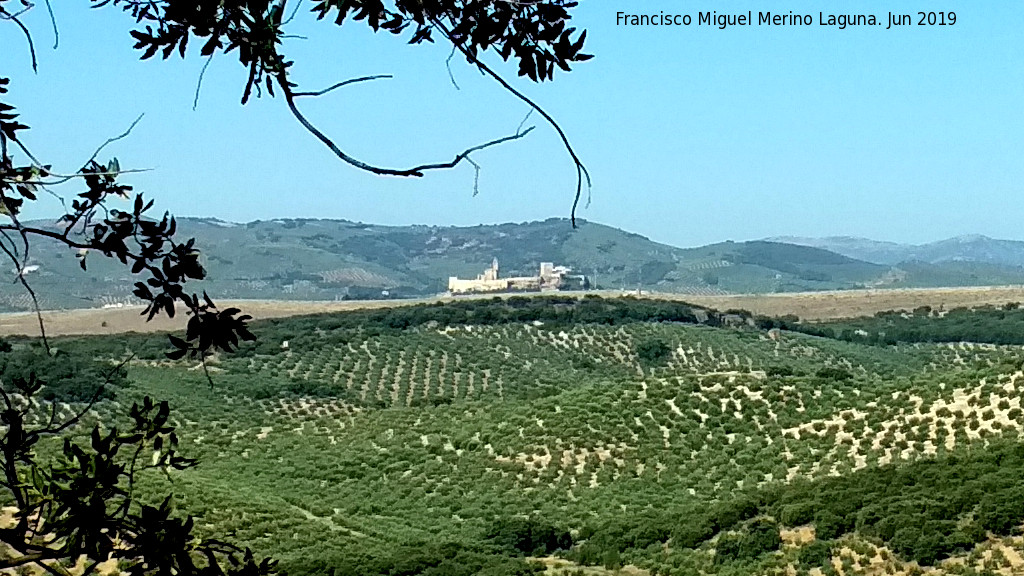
[0,224,48,351]
[278,70,534,180]
[193,55,214,111]
[0,7,38,73]
[43,0,59,49]
[433,19,592,226]
[84,113,145,169]
[291,74,392,98]
[445,46,460,90]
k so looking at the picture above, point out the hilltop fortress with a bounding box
[447,259,584,295]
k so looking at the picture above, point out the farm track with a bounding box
[3,285,1024,337]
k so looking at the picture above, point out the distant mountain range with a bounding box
[5,218,1024,312]
[768,235,1024,267]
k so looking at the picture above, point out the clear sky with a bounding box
[2,1,1022,248]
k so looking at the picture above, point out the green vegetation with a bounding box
[8,296,1024,576]
[792,302,1024,345]
[0,342,126,401]
[634,337,672,366]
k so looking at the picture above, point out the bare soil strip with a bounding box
[3,285,1024,337]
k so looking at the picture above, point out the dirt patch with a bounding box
[781,526,815,547]
[531,556,649,576]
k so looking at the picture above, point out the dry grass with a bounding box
[679,285,1024,321]
[0,298,434,337]
[4,285,1024,338]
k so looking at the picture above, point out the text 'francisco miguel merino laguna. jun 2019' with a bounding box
[616,10,957,30]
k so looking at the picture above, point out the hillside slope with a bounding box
[19,297,1024,576]
[7,218,1024,312]
[773,234,1024,267]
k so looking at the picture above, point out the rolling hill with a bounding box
[6,218,1024,313]
[9,296,1024,576]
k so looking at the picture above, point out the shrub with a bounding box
[813,511,847,541]
[815,367,852,382]
[0,347,123,402]
[485,517,571,556]
[797,540,832,570]
[714,519,781,565]
[780,503,816,527]
[672,515,718,549]
[766,365,795,377]
[635,338,672,366]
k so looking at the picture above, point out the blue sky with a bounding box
[2,1,1021,247]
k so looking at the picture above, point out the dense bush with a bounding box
[713,519,781,564]
[815,367,852,382]
[485,517,572,556]
[789,304,1024,346]
[231,296,729,357]
[813,511,846,540]
[294,542,547,576]
[796,540,832,571]
[768,441,1024,565]
[671,515,718,549]
[0,345,126,401]
[635,338,672,366]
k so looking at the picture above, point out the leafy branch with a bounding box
[0,78,254,359]
[0,369,276,576]
[97,0,593,220]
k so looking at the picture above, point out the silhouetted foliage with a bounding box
[0,373,276,575]
[1,0,592,573]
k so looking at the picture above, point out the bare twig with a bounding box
[0,226,20,261]
[33,558,72,576]
[0,3,32,19]
[291,74,392,98]
[516,109,534,135]
[200,351,214,389]
[0,221,48,351]
[282,0,303,25]
[434,20,592,226]
[43,0,58,49]
[28,167,152,186]
[465,156,481,196]
[0,552,59,570]
[193,55,214,110]
[445,45,460,90]
[85,113,145,167]
[279,70,534,179]
[9,134,47,167]
[0,7,38,73]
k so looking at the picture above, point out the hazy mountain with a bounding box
[6,218,1024,312]
[770,234,1024,267]
[768,236,912,266]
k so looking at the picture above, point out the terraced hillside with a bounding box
[6,297,1024,576]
